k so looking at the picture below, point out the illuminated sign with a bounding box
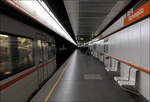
[124,1,150,26]
[80,37,84,41]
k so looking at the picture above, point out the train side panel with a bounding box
[0,13,56,102]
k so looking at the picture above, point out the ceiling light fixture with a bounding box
[4,0,77,45]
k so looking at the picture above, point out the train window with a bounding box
[47,42,51,59]
[17,37,33,68]
[51,42,56,56]
[0,34,12,75]
[0,34,34,80]
[37,40,55,63]
[47,41,56,59]
[43,42,48,61]
[37,40,44,63]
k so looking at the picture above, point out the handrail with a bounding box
[96,51,150,75]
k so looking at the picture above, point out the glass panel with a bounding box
[0,34,34,79]
[43,42,48,61]
[37,40,56,61]
[48,41,56,59]
[51,41,56,56]
[47,42,52,59]
[37,40,44,63]
[0,34,12,75]
[17,37,33,67]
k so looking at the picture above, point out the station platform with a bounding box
[31,50,136,102]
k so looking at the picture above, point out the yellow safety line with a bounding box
[44,63,68,102]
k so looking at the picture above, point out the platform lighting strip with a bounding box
[6,0,77,45]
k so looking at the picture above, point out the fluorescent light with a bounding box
[0,34,8,37]
[6,0,77,45]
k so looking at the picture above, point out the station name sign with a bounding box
[124,1,150,26]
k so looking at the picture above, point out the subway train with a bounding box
[88,0,150,101]
[0,11,57,102]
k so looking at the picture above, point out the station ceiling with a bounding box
[46,0,140,43]
[1,0,139,44]
[64,0,130,36]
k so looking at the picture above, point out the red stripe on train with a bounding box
[0,58,56,91]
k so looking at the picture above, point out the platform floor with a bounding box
[31,50,136,102]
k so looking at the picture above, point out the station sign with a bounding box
[98,0,150,40]
[124,0,150,26]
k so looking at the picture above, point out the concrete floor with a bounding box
[31,50,136,102]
